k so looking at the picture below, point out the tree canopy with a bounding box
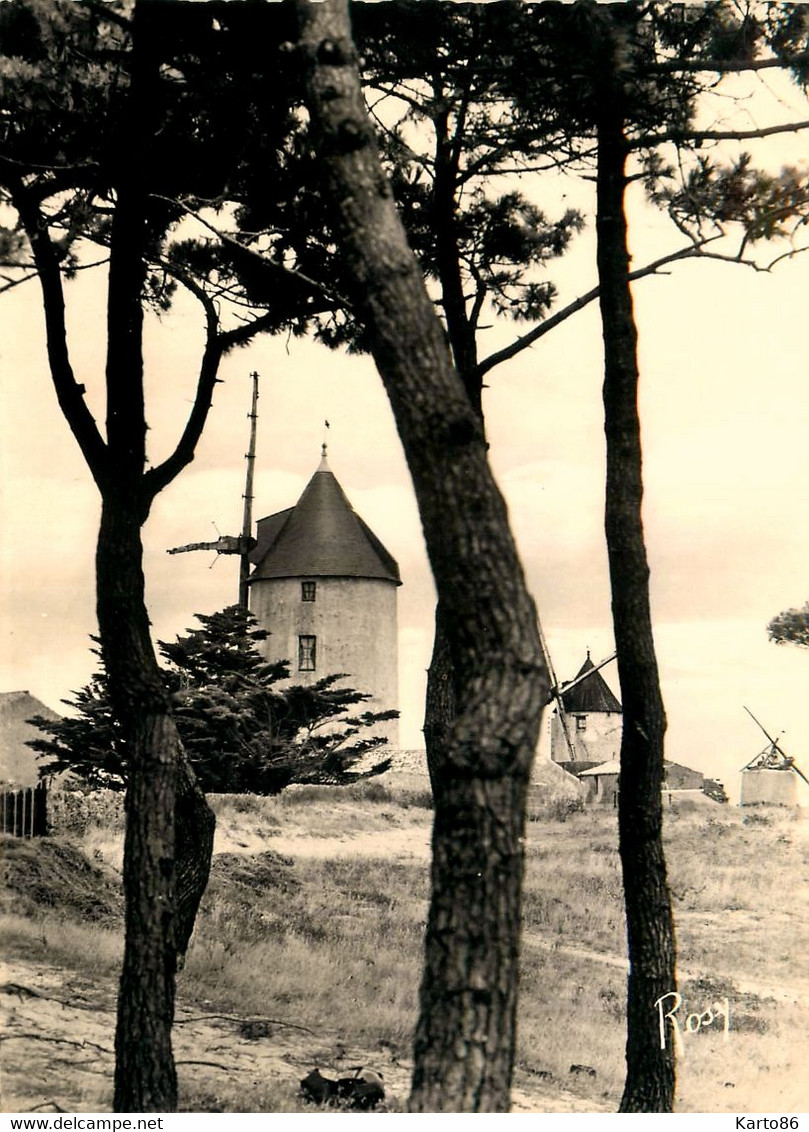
[767,601,809,648]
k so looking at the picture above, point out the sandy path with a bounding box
[523,928,807,1006]
[264,827,432,860]
[0,956,412,1114]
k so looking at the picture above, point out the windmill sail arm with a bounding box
[536,617,578,761]
[743,705,778,746]
[791,762,809,787]
[167,535,256,556]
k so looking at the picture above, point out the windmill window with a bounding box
[301,581,316,602]
[298,635,316,671]
[575,715,587,732]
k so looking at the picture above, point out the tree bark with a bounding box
[422,605,455,798]
[296,0,548,1111]
[595,79,677,1114]
[96,494,178,1112]
[99,500,214,1112]
[423,95,485,796]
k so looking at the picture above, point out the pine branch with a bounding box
[645,51,809,77]
[142,270,223,500]
[633,118,809,150]
[0,270,38,295]
[477,240,723,378]
[4,173,108,485]
[150,193,350,310]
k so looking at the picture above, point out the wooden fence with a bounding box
[0,782,47,837]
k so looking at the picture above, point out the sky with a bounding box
[2,46,809,804]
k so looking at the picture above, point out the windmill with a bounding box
[742,706,809,784]
[167,371,259,609]
[537,617,617,762]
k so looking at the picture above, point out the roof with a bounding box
[560,654,622,714]
[0,690,60,787]
[249,453,401,585]
[579,759,621,777]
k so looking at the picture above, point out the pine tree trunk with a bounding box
[411,773,529,1109]
[97,6,217,1084]
[98,497,215,1111]
[97,497,179,1112]
[10,2,216,1109]
[296,0,547,1110]
[596,91,677,1114]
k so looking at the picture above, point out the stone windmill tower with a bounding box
[248,447,401,745]
[549,651,622,767]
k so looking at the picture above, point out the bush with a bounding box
[356,782,392,804]
[398,789,433,811]
[529,796,586,823]
[0,834,123,923]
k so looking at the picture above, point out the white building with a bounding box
[248,449,401,745]
[549,652,622,767]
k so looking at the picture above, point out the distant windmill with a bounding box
[167,371,259,609]
[742,706,809,784]
[537,617,617,762]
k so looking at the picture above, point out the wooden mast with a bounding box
[239,371,260,610]
[537,616,577,762]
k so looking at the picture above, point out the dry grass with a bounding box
[186,852,426,1057]
[1,786,806,1113]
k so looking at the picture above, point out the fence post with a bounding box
[0,784,48,837]
[34,781,48,837]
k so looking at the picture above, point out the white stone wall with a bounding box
[740,768,799,806]
[549,710,622,764]
[250,575,399,745]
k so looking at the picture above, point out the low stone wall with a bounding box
[47,786,125,836]
[377,749,429,776]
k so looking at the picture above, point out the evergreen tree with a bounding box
[29,606,394,793]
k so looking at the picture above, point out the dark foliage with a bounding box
[767,601,809,649]
[28,605,395,794]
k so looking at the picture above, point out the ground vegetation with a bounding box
[1,791,806,1114]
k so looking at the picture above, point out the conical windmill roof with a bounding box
[560,654,622,713]
[249,453,401,584]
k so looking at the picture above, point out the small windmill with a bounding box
[537,617,617,762]
[167,371,259,609]
[742,706,809,784]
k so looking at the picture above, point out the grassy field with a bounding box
[1,781,807,1113]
